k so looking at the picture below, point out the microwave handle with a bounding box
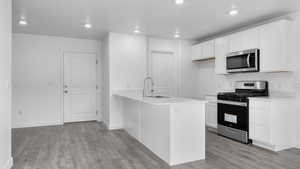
[247,54,251,67]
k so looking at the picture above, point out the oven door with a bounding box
[226,49,259,73]
[217,100,249,131]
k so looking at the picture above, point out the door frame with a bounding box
[60,49,98,124]
[148,50,175,95]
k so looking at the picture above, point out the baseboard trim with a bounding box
[3,157,13,169]
[108,122,123,130]
[13,121,63,129]
[109,125,123,130]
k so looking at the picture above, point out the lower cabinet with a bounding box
[122,98,142,141]
[205,95,217,128]
[121,97,206,166]
[141,103,170,163]
[249,98,294,151]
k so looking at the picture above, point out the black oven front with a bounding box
[217,100,250,143]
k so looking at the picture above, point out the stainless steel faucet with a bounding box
[143,76,154,97]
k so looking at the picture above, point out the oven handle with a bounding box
[218,100,248,107]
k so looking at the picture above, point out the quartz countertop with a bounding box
[248,95,295,101]
[113,90,206,105]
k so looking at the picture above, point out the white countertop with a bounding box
[248,95,295,101]
[113,90,206,105]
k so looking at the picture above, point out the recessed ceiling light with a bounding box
[133,27,141,34]
[229,9,239,16]
[19,20,27,26]
[84,23,92,29]
[174,33,180,38]
[175,0,184,5]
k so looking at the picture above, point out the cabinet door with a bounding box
[202,40,215,59]
[215,37,229,74]
[259,20,289,72]
[229,28,259,52]
[229,31,244,52]
[243,28,259,50]
[191,43,203,60]
[205,102,217,128]
[249,100,271,144]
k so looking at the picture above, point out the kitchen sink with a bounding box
[146,95,171,99]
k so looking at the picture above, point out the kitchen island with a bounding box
[113,90,206,166]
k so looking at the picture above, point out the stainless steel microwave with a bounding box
[226,48,260,73]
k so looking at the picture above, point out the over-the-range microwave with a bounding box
[226,48,260,73]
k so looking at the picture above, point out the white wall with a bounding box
[289,13,300,149]
[109,33,147,90]
[192,12,300,148]
[12,34,100,128]
[0,0,12,168]
[101,35,110,126]
[101,33,193,129]
[106,33,147,129]
[179,41,200,98]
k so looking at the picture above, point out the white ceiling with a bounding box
[13,0,300,40]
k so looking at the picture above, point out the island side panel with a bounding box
[169,101,206,166]
[122,98,142,141]
[140,103,170,164]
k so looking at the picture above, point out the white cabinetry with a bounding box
[191,43,202,60]
[141,103,170,162]
[205,95,217,128]
[259,20,291,72]
[214,36,229,74]
[141,102,206,165]
[122,98,141,141]
[116,93,206,166]
[229,28,259,52]
[211,19,291,73]
[192,40,214,61]
[249,98,294,151]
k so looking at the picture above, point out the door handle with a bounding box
[247,54,251,67]
[64,90,68,94]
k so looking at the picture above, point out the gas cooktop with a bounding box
[217,81,269,102]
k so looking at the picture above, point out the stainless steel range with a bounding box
[217,81,269,144]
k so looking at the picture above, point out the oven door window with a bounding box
[227,53,255,70]
[218,103,248,131]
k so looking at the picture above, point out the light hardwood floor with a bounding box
[12,122,300,169]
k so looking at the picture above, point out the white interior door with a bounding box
[149,51,174,96]
[63,51,97,123]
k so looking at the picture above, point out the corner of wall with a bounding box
[3,157,13,169]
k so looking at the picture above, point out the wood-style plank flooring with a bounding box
[12,122,300,169]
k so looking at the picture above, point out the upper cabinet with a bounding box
[215,36,229,75]
[259,20,291,72]
[192,40,215,61]
[193,19,292,73]
[229,28,259,52]
[191,43,203,60]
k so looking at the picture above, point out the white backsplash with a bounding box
[196,60,297,98]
